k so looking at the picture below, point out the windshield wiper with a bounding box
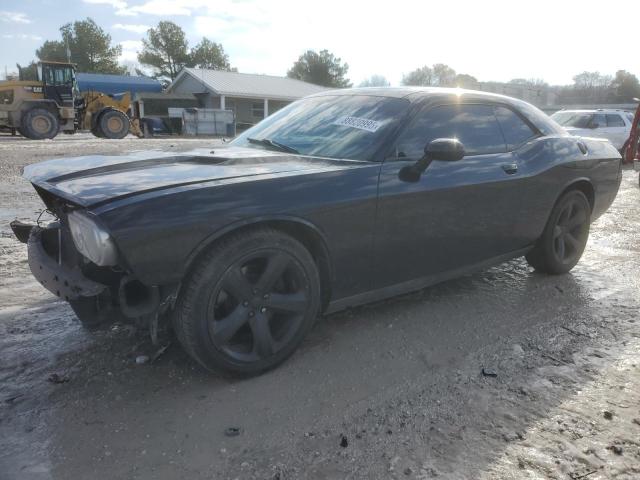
[247,137,299,154]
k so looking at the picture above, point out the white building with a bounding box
[167,69,327,129]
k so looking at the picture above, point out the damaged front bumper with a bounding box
[11,219,166,321]
[11,220,106,301]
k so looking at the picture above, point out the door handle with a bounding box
[501,163,518,175]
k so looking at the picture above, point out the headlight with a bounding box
[68,211,118,266]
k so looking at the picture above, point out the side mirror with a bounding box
[398,138,466,182]
[424,138,465,161]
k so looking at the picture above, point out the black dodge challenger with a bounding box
[11,88,622,375]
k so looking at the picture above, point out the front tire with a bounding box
[98,110,130,139]
[526,190,591,274]
[173,228,321,376]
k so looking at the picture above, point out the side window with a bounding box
[494,106,538,150]
[592,113,606,128]
[606,114,625,127]
[395,104,506,159]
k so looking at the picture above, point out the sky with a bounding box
[0,0,638,86]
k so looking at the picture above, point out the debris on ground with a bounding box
[135,355,149,365]
[151,343,171,363]
[224,427,241,437]
[47,373,69,384]
[607,445,623,455]
[481,367,497,377]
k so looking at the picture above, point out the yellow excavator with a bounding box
[0,61,141,139]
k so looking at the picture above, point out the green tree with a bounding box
[16,62,39,81]
[287,50,351,88]
[570,71,613,103]
[611,70,640,101]
[190,38,232,70]
[35,40,68,63]
[138,21,190,80]
[358,74,390,87]
[402,66,433,86]
[454,73,478,88]
[36,18,125,74]
[509,78,548,87]
[572,71,612,89]
[431,63,457,86]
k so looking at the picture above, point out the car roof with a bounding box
[308,86,566,136]
[553,109,627,114]
[310,86,524,104]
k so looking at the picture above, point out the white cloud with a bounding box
[3,33,42,41]
[119,40,143,62]
[125,0,202,16]
[83,0,135,16]
[0,11,31,24]
[113,23,150,34]
[83,0,127,8]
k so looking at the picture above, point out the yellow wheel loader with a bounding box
[0,61,140,140]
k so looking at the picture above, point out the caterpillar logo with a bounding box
[23,86,43,93]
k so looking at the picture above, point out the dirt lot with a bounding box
[1,134,639,480]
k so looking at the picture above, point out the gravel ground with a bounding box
[1,134,639,480]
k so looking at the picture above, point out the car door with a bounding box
[588,113,608,141]
[373,102,534,290]
[605,113,628,149]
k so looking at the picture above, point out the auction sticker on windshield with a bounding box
[333,116,381,132]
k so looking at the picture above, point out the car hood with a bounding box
[23,146,369,208]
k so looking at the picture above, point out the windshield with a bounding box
[232,95,410,160]
[551,111,593,128]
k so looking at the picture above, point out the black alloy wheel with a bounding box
[209,250,311,362]
[526,190,591,274]
[551,197,589,266]
[173,228,321,375]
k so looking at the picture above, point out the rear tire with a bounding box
[21,108,59,140]
[526,190,591,274]
[98,110,129,139]
[173,228,321,376]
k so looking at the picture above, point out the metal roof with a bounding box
[170,68,328,101]
[134,92,196,101]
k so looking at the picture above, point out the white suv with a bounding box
[550,109,633,151]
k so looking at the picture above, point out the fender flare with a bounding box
[19,100,60,118]
[186,214,332,268]
[555,176,595,210]
[183,215,334,307]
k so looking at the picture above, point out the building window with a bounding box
[252,101,264,118]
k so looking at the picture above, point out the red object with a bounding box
[623,102,640,163]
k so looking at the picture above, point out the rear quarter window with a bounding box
[606,114,625,127]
